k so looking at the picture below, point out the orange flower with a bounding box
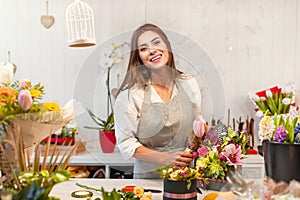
[0,87,17,104]
[44,102,61,111]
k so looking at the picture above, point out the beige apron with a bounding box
[135,79,195,179]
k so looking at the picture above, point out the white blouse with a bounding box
[114,77,203,160]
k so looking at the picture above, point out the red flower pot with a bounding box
[99,130,116,153]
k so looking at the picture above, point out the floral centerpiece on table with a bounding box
[156,165,204,187]
[189,118,249,181]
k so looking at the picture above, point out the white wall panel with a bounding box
[0,0,300,144]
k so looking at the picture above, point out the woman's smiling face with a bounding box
[137,31,170,70]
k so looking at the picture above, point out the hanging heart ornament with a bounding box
[41,0,55,29]
[41,15,55,29]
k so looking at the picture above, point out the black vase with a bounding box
[263,141,300,183]
[163,179,197,200]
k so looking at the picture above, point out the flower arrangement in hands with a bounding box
[189,117,249,180]
[248,83,297,117]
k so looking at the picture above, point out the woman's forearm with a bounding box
[133,146,167,165]
[133,146,193,167]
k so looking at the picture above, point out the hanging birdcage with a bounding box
[65,0,96,47]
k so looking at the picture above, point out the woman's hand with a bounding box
[166,151,193,167]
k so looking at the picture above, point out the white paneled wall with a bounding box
[0,0,300,146]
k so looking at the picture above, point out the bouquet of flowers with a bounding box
[248,83,298,118]
[189,118,249,180]
[258,114,300,144]
[0,78,81,148]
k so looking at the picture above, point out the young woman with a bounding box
[114,23,208,178]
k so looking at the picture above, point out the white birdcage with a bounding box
[65,0,96,47]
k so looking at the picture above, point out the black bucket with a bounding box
[163,179,197,200]
[263,141,300,183]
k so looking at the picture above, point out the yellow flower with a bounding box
[133,186,144,196]
[140,192,152,200]
[44,102,61,111]
[0,87,16,104]
[29,89,42,97]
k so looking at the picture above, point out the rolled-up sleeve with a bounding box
[114,89,142,160]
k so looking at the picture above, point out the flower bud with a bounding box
[282,98,292,105]
[18,89,33,111]
[193,116,205,138]
[266,90,272,98]
[0,63,14,85]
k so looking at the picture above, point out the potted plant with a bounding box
[249,83,300,183]
[84,109,116,153]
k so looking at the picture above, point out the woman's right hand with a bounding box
[165,151,193,167]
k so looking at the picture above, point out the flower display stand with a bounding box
[263,141,300,183]
[163,179,197,200]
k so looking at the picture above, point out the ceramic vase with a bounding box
[99,130,116,153]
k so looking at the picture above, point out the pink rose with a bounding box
[197,146,208,157]
[192,152,198,158]
[18,89,33,111]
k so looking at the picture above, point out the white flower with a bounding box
[282,98,292,105]
[266,90,272,98]
[255,110,264,117]
[248,92,260,102]
[0,63,14,85]
[260,96,266,101]
[258,116,275,141]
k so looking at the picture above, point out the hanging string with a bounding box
[144,0,147,23]
[46,0,49,16]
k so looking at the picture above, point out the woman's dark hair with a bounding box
[116,23,183,97]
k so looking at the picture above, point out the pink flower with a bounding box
[193,116,205,138]
[19,79,31,89]
[192,152,198,158]
[180,171,187,176]
[18,89,33,111]
[218,153,226,161]
[197,146,208,157]
[221,144,244,167]
[189,141,196,149]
